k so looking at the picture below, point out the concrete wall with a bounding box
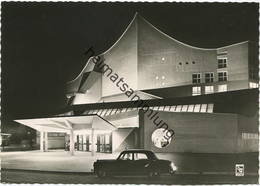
[101,16,138,97]
[112,128,138,152]
[142,111,239,153]
[137,16,218,90]
[73,72,102,104]
[217,42,249,91]
[237,113,259,152]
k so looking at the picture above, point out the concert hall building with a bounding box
[15,13,259,155]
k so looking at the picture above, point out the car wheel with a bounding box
[97,169,107,178]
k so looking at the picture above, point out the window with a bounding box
[181,105,188,112]
[205,86,214,94]
[249,82,259,88]
[218,58,227,68]
[218,72,228,82]
[205,72,214,83]
[192,73,201,83]
[134,153,148,160]
[200,104,207,113]
[169,106,176,112]
[175,105,182,112]
[242,133,259,140]
[218,84,227,92]
[119,152,133,160]
[164,106,171,111]
[207,104,214,113]
[187,105,194,112]
[192,86,201,96]
[194,104,201,112]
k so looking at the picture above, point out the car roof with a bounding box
[121,149,154,153]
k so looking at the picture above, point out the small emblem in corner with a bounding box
[235,164,244,176]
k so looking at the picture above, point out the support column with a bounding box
[70,129,74,156]
[91,128,95,156]
[40,131,44,152]
[44,132,48,151]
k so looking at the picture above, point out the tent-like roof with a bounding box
[15,115,117,133]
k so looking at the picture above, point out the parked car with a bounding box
[93,149,177,178]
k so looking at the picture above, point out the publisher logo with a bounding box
[235,164,244,176]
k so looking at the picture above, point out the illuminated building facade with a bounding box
[16,13,259,155]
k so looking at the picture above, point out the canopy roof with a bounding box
[15,115,117,133]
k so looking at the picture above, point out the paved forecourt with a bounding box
[1,150,258,175]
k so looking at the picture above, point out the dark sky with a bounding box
[1,2,259,126]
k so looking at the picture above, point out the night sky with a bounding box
[1,2,259,131]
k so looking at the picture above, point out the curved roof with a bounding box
[67,12,248,85]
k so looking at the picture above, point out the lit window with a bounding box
[169,106,176,112]
[207,104,214,113]
[164,106,171,111]
[175,105,182,112]
[158,106,165,111]
[154,106,160,111]
[192,73,201,84]
[194,104,201,112]
[192,86,201,96]
[148,107,154,111]
[100,109,107,116]
[242,132,259,140]
[218,72,228,82]
[218,84,227,92]
[200,104,207,112]
[97,109,104,115]
[205,72,214,83]
[205,86,214,94]
[110,109,117,115]
[249,82,259,88]
[218,58,227,68]
[181,105,188,112]
[105,109,112,116]
[115,108,122,114]
[187,105,194,112]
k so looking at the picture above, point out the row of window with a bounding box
[159,56,226,68]
[192,72,228,84]
[161,104,214,113]
[83,103,214,116]
[242,133,259,140]
[249,82,259,88]
[192,84,227,96]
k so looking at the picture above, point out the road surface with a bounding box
[1,169,258,184]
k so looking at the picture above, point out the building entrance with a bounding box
[75,133,112,153]
[76,134,91,151]
[96,133,112,153]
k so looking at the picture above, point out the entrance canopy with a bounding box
[15,115,117,133]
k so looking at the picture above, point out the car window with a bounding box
[119,152,133,160]
[133,153,148,160]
